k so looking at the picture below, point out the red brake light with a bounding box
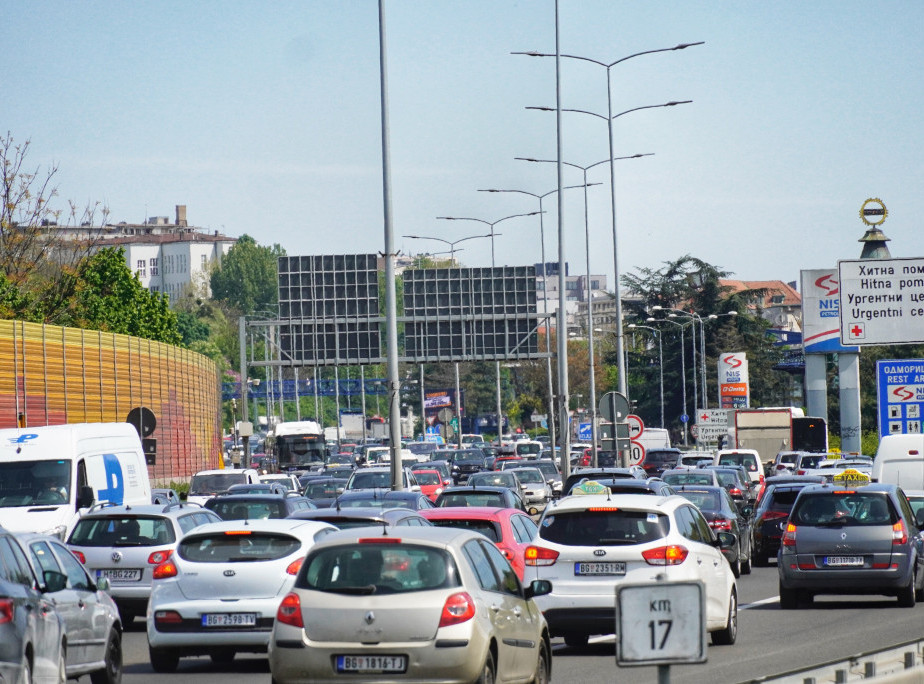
[147,550,173,565]
[152,560,178,579]
[439,592,475,628]
[708,518,732,532]
[0,599,12,624]
[154,610,182,624]
[224,530,252,536]
[524,545,559,567]
[286,557,304,575]
[728,488,742,497]
[893,520,907,545]
[782,523,797,547]
[72,550,86,564]
[276,592,304,627]
[759,474,765,485]
[642,545,689,566]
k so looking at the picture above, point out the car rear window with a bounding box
[470,473,516,488]
[539,510,669,546]
[337,497,414,510]
[208,500,287,520]
[791,492,897,526]
[348,471,391,489]
[68,515,176,547]
[427,519,501,542]
[189,473,247,495]
[645,450,679,464]
[305,481,343,498]
[717,454,759,472]
[767,488,802,511]
[179,531,301,562]
[675,490,721,511]
[663,472,714,486]
[415,472,442,486]
[438,493,505,508]
[300,543,460,594]
[797,455,825,469]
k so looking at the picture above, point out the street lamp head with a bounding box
[651,305,664,311]
[729,310,738,316]
[628,324,637,329]
[646,317,657,322]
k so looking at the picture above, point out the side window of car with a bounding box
[689,507,715,542]
[481,540,521,596]
[29,541,62,589]
[896,490,918,531]
[178,514,199,534]
[462,539,501,593]
[510,515,533,544]
[50,542,92,591]
[0,537,36,587]
[674,507,700,543]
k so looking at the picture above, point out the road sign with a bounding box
[628,441,645,466]
[838,257,924,345]
[680,413,689,423]
[876,359,924,438]
[695,409,730,441]
[616,581,707,666]
[578,422,592,441]
[599,392,630,423]
[626,415,644,440]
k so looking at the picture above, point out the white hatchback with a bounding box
[525,493,739,648]
[146,518,337,672]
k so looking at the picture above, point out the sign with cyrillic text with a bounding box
[838,257,924,345]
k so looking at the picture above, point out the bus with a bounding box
[268,420,326,470]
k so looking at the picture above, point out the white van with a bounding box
[0,422,152,538]
[187,468,261,506]
[871,434,924,489]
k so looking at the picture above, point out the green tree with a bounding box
[176,310,211,346]
[210,234,285,315]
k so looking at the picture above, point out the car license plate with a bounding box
[575,562,626,576]
[824,556,864,567]
[96,568,142,582]
[201,613,257,627]
[335,655,407,673]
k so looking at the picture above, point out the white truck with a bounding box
[269,420,327,470]
[728,408,828,468]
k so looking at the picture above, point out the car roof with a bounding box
[289,507,421,521]
[80,503,204,518]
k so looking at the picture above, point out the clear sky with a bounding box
[7,1,923,288]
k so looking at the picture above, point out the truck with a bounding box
[340,409,366,442]
[728,408,827,467]
[267,420,327,470]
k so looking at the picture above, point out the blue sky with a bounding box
[7,1,923,286]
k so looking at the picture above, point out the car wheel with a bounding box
[711,590,737,645]
[90,628,123,684]
[741,555,752,575]
[779,581,799,610]
[475,650,496,684]
[564,633,589,649]
[149,647,180,673]
[897,575,916,608]
[17,655,31,684]
[56,646,67,684]
[209,649,235,665]
[731,555,741,578]
[529,640,551,684]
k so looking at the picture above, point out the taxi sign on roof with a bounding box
[571,481,609,496]
[833,469,870,485]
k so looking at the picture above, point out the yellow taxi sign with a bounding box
[833,468,870,485]
[571,480,610,496]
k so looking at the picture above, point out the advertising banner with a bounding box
[800,268,859,354]
[718,353,750,409]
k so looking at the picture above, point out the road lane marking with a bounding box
[741,596,779,610]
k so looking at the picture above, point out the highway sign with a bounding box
[578,422,592,441]
[838,257,924,345]
[876,359,924,438]
[599,392,630,423]
[626,415,644,440]
[695,409,730,441]
[628,441,645,466]
[616,581,707,666]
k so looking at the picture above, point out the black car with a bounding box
[332,489,436,511]
[434,485,527,512]
[561,467,646,497]
[301,477,348,508]
[674,484,752,577]
[704,465,756,511]
[639,448,683,477]
[204,492,317,520]
[439,448,489,484]
[287,506,433,528]
[751,478,824,566]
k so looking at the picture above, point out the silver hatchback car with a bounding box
[778,483,924,608]
[66,502,222,623]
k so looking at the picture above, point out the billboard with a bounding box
[800,268,859,354]
[718,353,750,409]
[838,257,924,346]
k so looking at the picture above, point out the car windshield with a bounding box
[791,492,896,526]
[438,492,506,508]
[540,510,669,546]
[428,518,501,542]
[189,472,247,495]
[0,460,72,507]
[69,515,176,546]
[663,472,714,486]
[415,472,441,486]
[305,481,344,498]
[676,490,721,511]
[470,473,516,488]
[300,543,459,595]
[348,471,392,489]
[511,469,543,484]
[208,499,287,520]
[179,532,301,562]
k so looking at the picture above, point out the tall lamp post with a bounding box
[436,212,541,444]
[647,316,692,445]
[402,233,494,264]
[628,323,664,429]
[516,42,702,407]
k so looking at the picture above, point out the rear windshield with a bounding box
[714,472,740,488]
[797,455,826,469]
[511,470,543,484]
[470,473,516,488]
[305,481,344,499]
[791,492,897,526]
[516,443,541,455]
[676,490,721,511]
[540,510,669,546]
[69,515,176,547]
[428,519,501,542]
[337,496,414,510]
[717,454,759,472]
[348,471,392,489]
[415,472,442,486]
[438,492,505,508]
[663,472,714,486]
[189,473,247,495]
[300,543,460,594]
[767,488,802,511]
[207,499,287,520]
[179,531,302,562]
[645,450,679,464]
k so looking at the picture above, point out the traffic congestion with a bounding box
[1,419,923,683]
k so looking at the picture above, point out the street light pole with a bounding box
[648,316,692,445]
[628,324,664,429]
[402,233,494,264]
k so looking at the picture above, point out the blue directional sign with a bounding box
[578,422,592,441]
[680,414,689,424]
[876,359,924,439]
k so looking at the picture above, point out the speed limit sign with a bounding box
[628,441,645,466]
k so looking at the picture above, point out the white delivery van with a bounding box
[871,434,924,489]
[0,422,152,538]
[187,468,261,506]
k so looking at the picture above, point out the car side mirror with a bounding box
[524,578,553,600]
[42,569,67,593]
[916,509,924,528]
[95,576,111,592]
[714,531,737,550]
[77,485,95,509]
[741,505,753,519]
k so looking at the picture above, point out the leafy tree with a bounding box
[176,310,211,346]
[210,234,284,315]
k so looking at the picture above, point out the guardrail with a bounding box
[744,637,924,682]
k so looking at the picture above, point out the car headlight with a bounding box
[43,525,67,541]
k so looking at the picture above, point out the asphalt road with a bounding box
[119,562,924,683]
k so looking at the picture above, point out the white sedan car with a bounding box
[526,493,739,648]
[146,519,337,672]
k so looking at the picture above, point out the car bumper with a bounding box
[779,553,914,592]
[147,597,279,652]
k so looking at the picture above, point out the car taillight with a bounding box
[72,550,86,564]
[708,518,732,532]
[152,560,178,579]
[782,523,797,546]
[286,558,304,575]
[642,545,688,566]
[0,599,13,624]
[728,488,742,497]
[893,520,907,545]
[154,610,182,624]
[760,511,788,522]
[276,592,304,627]
[759,474,765,485]
[148,550,173,565]
[439,592,475,628]
[796,469,806,476]
[524,546,559,567]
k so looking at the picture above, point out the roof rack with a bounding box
[161,501,203,512]
[86,501,121,514]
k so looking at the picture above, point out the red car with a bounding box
[413,469,449,502]
[419,506,539,579]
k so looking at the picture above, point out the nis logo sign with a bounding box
[815,274,840,318]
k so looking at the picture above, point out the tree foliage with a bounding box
[210,234,285,315]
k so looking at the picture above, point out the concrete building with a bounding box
[535,262,607,333]
[719,279,802,333]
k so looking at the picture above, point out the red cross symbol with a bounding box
[850,323,864,338]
